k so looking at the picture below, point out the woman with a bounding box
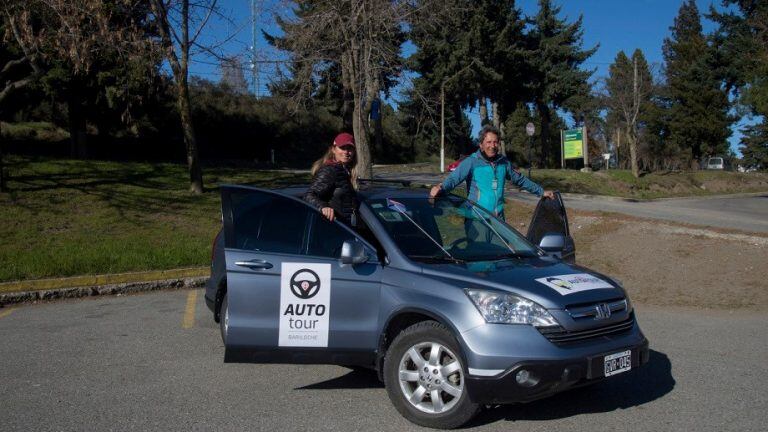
[304,132,359,225]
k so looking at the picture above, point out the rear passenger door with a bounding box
[220,186,382,365]
[526,191,576,263]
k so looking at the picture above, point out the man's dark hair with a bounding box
[479,124,501,143]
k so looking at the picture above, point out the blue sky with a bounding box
[190,0,749,155]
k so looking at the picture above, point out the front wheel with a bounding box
[383,321,480,429]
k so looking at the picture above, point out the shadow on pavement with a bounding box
[469,349,674,426]
[296,367,384,390]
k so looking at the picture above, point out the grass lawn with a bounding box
[0,156,307,283]
[376,161,768,199]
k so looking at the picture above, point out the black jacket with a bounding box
[304,162,358,223]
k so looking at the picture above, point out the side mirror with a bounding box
[340,240,369,265]
[539,232,566,253]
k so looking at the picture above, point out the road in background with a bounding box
[1,290,766,431]
[374,173,768,233]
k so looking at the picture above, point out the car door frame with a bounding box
[526,191,576,263]
[220,185,382,366]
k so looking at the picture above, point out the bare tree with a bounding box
[267,0,429,178]
[0,4,44,192]
[604,49,654,178]
[149,0,222,194]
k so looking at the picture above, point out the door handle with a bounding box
[235,259,273,270]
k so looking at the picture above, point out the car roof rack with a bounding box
[358,178,412,187]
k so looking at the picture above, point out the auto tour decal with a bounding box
[279,263,331,347]
[535,273,613,295]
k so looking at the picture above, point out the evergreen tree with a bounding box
[525,0,597,167]
[663,0,731,164]
[504,103,565,168]
[408,0,527,154]
[710,0,768,167]
[739,122,768,168]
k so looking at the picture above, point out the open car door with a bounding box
[526,191,576,263]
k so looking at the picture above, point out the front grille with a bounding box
[538,313,635,345]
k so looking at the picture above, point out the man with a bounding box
[430,125,554,219]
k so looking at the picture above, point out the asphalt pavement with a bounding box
[1,289,766,431]
[375,172,768,233]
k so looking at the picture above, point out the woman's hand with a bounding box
[321,207,335,221]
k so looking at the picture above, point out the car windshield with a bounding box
[366,196,540,263]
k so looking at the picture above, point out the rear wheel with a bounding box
[383,321,480,429]
[219,293,229,344]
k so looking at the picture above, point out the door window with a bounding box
[526,192,570,245]
[227,190,309,254]
[307,215,358,258]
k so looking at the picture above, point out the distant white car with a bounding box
[706,157,724,170]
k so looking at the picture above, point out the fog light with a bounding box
[515,369,539,387]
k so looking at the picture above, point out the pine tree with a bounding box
[525,0,596,167]
[663,0,731,165]
[710,0,768,168]
[408,0,527,154]
[740,122,768,168]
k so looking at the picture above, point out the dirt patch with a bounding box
[505,201,768,311]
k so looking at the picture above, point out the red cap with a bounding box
[333,132,355,147]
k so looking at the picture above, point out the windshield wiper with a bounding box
[408,255,465,264]
[386,198,457,262]
[484,251,538,260]
[467,205,517,254]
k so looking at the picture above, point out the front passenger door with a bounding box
[526,191,576,263]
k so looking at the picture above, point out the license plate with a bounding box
[603,350,632,377]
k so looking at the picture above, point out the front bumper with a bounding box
[465,338,649,404]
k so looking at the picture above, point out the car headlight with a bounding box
[465,289,559,327]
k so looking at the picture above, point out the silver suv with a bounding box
[205,183,649,429]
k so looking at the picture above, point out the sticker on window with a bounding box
[378,211,403,222]
[279,262,331,347]
[535,273,614,295]
[387,198,407,213]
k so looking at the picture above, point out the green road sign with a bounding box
[563,128,584,159]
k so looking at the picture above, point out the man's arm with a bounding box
[430,157,472,197]
[506,161,553,198]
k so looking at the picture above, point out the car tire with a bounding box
[219,293,229,344]
[383,321,480,429]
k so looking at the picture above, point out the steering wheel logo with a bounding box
[290,269,321,299]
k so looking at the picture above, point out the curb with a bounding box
[0,276,208,307]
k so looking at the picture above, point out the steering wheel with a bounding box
[447,237,470,252]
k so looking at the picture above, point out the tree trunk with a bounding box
[177,81,203,194]
[0,123,6,193]
[67,85,88,159]
[491,100,506,155]
[628,128,640,178]
[479,97,488,125]
[537,101,551,167]
[352,100,371,179]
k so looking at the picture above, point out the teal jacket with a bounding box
[441,150,543,216]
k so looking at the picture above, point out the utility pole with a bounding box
[251,0,259,98]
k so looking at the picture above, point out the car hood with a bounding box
[420,257,626,309]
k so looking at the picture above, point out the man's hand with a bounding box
[321,207,335,221]
[542,190,555,199]
[429,184,442,198]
